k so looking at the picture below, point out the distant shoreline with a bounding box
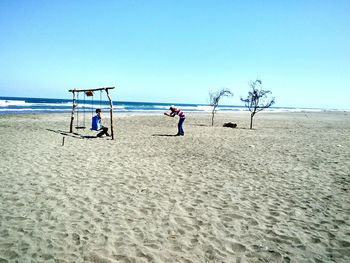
[1,96,348,114]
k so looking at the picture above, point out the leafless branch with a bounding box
[209,88,233,126]
[241,80,275,129]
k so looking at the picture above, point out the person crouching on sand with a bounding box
[164,106,186,136]
[92,109,110,137]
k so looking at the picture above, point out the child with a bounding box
[164,106,186,136]
[92,109,110,137]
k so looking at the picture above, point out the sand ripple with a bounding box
[0,112,349,262]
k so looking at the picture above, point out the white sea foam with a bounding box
[0,106,127,113]
[0,100,74,107]
[153,105,172,110]
[155,105,214,112]
[41,102,72,107]
[123,109,165,112]
[113,105,126,109]
[0,100,27,106]
[1,98,348,113]
[0,108,69,112]
[182,105,213,111]
[266,108,324,113]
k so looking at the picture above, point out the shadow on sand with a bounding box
[152,134,180,137]
[46,129,98,139]
[193,124,211,127]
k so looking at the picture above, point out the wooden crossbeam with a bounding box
[69,87,115,93]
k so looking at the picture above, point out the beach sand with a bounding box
[0,111,349,262]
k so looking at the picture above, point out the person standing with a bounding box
[92,108,110,137]
[164,106,186,136]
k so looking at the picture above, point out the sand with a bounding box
[0,111,349,263]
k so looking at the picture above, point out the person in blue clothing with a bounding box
[92,108,110,137]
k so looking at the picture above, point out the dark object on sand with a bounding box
[223,122,237,128]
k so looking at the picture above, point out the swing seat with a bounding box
[85,91,94,97]
[75,126,86,130]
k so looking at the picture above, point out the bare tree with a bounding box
[209,88,233,126]
[241,80,275,129]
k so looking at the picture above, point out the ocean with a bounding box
[0,96,329,114]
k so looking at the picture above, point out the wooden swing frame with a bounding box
[69,87,115,140]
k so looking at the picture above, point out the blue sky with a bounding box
[0,0,349,109]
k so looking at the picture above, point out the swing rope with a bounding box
[91,93,94,117]
[100,90,102,109]
[83,93,86,128]
[76,92,79,128]
[73,89,104,131]
[91,90,103,131]
[75,92,87,129]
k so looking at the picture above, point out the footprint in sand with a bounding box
[231,242,247,253]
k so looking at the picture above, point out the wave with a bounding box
[267,108,324,113]
[0,100,26,106]
[1,97,347,114]
[0,108,70,112]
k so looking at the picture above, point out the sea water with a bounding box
[0,96,329,114]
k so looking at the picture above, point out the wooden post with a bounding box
[69,90,76,133]
[105,88,115,140]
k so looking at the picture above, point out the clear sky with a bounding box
[0,0,349,109]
